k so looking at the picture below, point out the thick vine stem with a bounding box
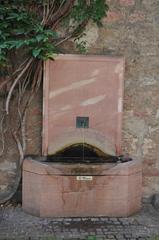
[46,0,75,28]
[5,58,33,115]
[0,114,5,156]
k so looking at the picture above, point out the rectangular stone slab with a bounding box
[43,55,125,156]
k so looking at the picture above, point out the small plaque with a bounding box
[76,116,89,128]
[76,176,93,181]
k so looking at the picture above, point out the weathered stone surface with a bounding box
[152,194,159,211]
[23,158,142,217]
[95,0,159,199]
[75,22,99,48]
[0,161,16,172]
[43,55,124,156]
[119,0,135,6]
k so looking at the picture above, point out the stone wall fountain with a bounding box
[23,55,142,217]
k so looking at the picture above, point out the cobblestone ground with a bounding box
[0,204,159,240]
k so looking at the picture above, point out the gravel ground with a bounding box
[0,204,159,240]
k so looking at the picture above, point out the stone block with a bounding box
[23,158,142,217]
[120,0,135,6]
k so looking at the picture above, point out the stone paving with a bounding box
[0,204,159,240]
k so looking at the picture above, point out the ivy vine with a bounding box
[0,0,108,66]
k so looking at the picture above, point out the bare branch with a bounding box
[21,111,27,154]
[5,58,33,114]
[0,114,6,156]
[12,131,24,165]
[0,77,11,91]
[45,0,75,28]
[55,19,89,47]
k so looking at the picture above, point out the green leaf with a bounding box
[0,0,109,65]
[14,29,25,35]
[36,34,45,42]
[0,43,7,49]
[15,40,24,48]
[32,48,41,58]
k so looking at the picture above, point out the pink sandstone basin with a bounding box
[23,158,142,217]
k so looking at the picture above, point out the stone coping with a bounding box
[23,157,142,176]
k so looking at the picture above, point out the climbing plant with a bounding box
[0,0,109,203]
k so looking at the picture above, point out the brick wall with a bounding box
[0,0,159,201]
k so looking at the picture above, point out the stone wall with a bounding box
[0,89,42,201]
[0,0,159,201]
[91,0,159,198]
